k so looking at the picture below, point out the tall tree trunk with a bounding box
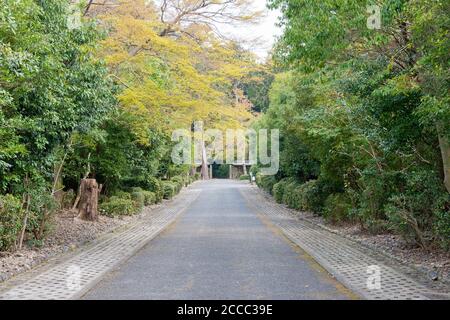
[77,179,99,221]
[437,125,450,193]
[72,153,91,211]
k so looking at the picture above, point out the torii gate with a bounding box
[193,161,251,179]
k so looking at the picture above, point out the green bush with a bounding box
[194,173,201,181]
[323,193,352,224]
[272,178,291,203]
[256,174,277,194]
[434,196,450,250]
[282,180,300,208]
[27,187,58,241]
[183,175,190,186]
[0,194,23,251]
[62,189,75,209]
[287,182,308,210]
[298,179,331,214]
[239,175,250,181]
[170,176,184,193]
[162,181,177,199]
[144,177,163,203]
[141,191,156,206]
[100,196,136,216]
[131,191,145,211]
[272,178,337,215]
[113,191,132,200]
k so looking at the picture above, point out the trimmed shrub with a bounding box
[113,191,132,200]
[256,174,277,194]
[144,177,163,203]
[284,181,305,210]
[170,176,184,193]
[434,196,450,250]
[0,194,23,251]
[384,170,449,248]
[100,196,136,216]
[298,179,329,214]
[131,191,145,211]
[162,181,177,199]
[142,191,156,206]
[323,193,352,224]
[239,175,250,181]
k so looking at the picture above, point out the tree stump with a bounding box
[77,179,99,221]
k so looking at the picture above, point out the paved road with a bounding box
[83,180,354,300]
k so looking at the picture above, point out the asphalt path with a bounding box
[83,180,353,300]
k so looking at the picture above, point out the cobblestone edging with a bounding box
[0,187,201,300]
[240,185,450,300]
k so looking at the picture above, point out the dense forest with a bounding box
[0,0,449,254]
[0,0,262,251]
[252,0,449,250]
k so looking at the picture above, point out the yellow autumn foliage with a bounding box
[94,0,260,145]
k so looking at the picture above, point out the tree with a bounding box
[257,0,450,248]
[0,0,115,192]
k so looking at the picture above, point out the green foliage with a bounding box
[144,177,163,203]
[170,176,184,193]
[255,174,277,194]
[272,179,291,203]
[0,0,115,194]
[130,191,145,211]
[297,180,330,214]
[62,189,75,209]
[113,191,132,200]
[239,175,250,181]
[240,67,274,112]
[63,112,170,195]
[100,196,136,217]
[256,0,450,250]
[323,194,352,224]
[0,194,22,251]
[213,164,230,179]
[271,178,330,214]
[26,185,58,241]
[141,191,156,206]
[384,170,449,248]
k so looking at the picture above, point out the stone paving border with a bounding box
[240,185,450,300]
[0,186,201,300]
